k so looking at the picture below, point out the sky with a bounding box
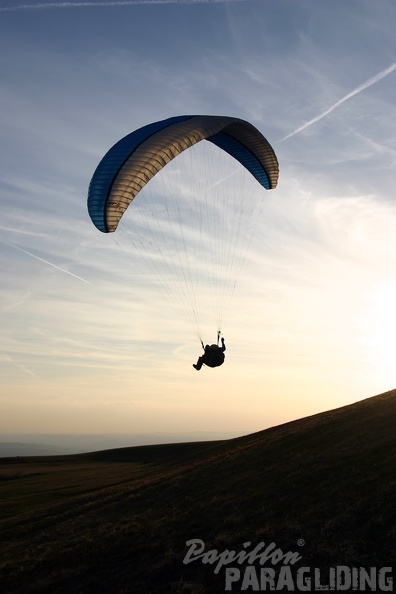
[1,0,396,445]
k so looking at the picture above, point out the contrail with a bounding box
[280,62,396,142]
[0,0,246,11]
[0,239,92,284]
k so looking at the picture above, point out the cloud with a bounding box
[0,0,247,12]
[0,353,39,379]
[280,62,396,142]
[0,239,92,284]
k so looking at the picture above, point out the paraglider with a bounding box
[193,335,226,371]
[87,115,279,368]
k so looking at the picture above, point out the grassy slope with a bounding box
[1,389,395,593]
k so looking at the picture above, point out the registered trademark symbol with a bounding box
[297,539,305,547]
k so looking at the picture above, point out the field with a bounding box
[1,389,396,593]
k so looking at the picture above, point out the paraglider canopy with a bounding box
[88,115,279,234]
[87,115,279,343]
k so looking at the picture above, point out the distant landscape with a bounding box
[1,389,395,593]
[0,431,240,457]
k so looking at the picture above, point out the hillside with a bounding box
[1,389,395,593]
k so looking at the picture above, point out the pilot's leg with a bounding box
[193,356,204,370]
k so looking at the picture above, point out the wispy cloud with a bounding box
[0,0,246,12]
[280,62,396,142]
[1,239,92,284]
[0,353,39,378]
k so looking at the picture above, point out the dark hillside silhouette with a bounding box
[1,389,395,593]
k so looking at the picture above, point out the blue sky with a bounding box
[1,0,396,441]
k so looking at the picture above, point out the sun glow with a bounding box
[369,284,396,367]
